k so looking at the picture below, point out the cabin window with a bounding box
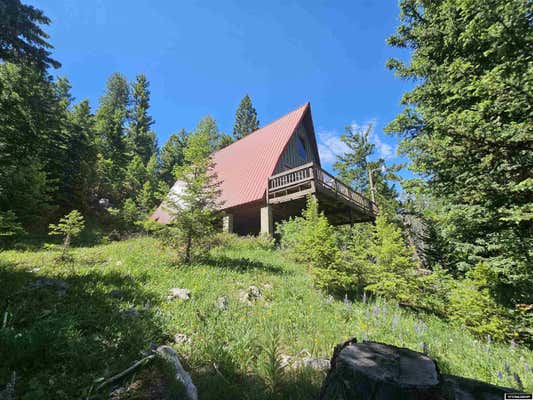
[297,136,307,160]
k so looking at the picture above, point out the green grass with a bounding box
[1,236,531,399]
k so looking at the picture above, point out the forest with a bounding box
[0,0,531,398]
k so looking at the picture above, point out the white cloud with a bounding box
[370,131,395,160]
[316,119,398,165]
[316,130,350,164]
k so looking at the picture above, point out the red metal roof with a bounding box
[151,102,311,223]
[214,102,310,209]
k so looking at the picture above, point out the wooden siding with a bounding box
[274,124,319,174]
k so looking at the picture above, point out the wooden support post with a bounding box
[222,214,234,234]
[260,206,273,236]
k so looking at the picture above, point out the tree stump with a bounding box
[318,339,515,400]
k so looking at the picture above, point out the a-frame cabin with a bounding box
[151,102,377,235]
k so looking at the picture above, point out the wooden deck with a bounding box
[267,163,377,224]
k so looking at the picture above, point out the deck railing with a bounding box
[268,163,378,216]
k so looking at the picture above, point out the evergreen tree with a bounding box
[0,63,63,226]
[196,116,223,153]
[159,129,189,185]
[127,74,156,163]
[0,0,60,70]
[165,117,223,263]
[233,94,259,140]
[67,99,97,212]
[333,123,400,215]
[94,73,130,203]
[386,0,532,304]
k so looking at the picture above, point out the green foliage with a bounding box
[0,0,60,69]
[164,117,223,263]
[277,196,344,292]
[449,264,511,340]
[128,73,156,164]
[333,123,401,216]
[94,72,129,197]
[363,215,418,302]
[159,129,189,185]
[1,236,532,398]
[0,211,25,246]
[233,94,259,140]
[48,210,85,257]
[386,0,532,305]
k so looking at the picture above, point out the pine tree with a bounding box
[159,129,189,185]
[165,117,223,264]
[0,0,60,70]
[0,63,63,226]
[333,123,400,215]
[59,98,97,212]
[94,73,129,203]
[386,0,532,304]
[232,94,259,140]
[195,116,223,153]
[127,74,156,164]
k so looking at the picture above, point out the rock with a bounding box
[155,345,198,400]
[0,372,16,400]
[108,289,125,298]
[174,333,189,344]
[262,283,273,290]
[239,285,262,304]
[318,339,515,400]
[278,354,330,371]
[122,308,140,318]
[167,288,191,301]
[216,295,228,310]
[29,278,69,296]
[294,357,330,371]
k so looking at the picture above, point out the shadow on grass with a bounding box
[188,345,322,400]
[0,263,169,399]
[203,254,289,275]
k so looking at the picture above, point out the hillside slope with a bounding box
[1,237,531,399]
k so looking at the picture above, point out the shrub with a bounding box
[0,210,25,247]
[277,196,344,292]
[48,210,85,259]
[363,215,418,302]
[449,263,512,340]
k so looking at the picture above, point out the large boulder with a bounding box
[318,339,514,400]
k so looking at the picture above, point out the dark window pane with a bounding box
[297,136,306,159]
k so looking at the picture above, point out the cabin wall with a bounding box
[274,124,318,174]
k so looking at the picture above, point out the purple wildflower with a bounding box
[392,314,399,330]
[497,371,503,380]
[504,362,511,376]
[513,373,524,391]
[510,339,516,349]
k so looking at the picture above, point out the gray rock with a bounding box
[29,278,69,296]
[216,295,228,310]
[108,289,125,298]
[294,357,330,371]
[239,285,262,303]
[167,288,191,301]
[0,372,16,400]
[174,333,190,344]
[122,308,139,318]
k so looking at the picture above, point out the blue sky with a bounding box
[31,0,412,181]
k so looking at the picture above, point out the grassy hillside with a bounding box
[1,236,531,399]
